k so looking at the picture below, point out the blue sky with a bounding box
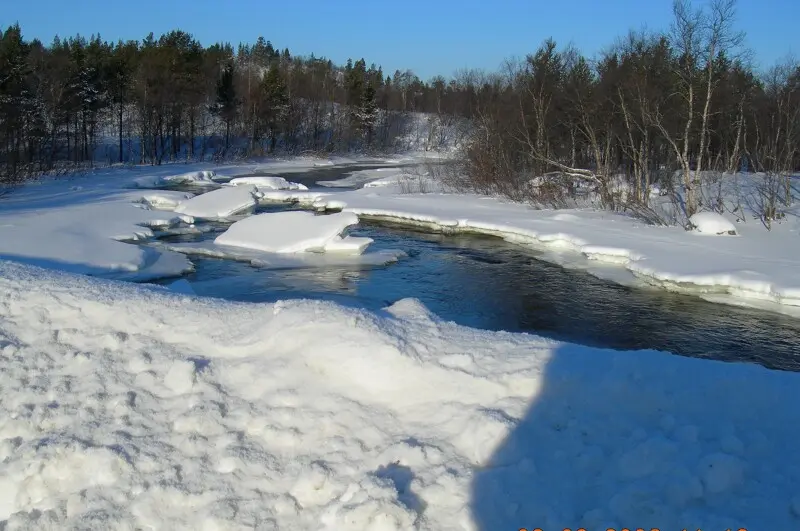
[3,0,798,79]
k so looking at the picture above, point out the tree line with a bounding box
[453,0,800,224]
[0,26,471,183]
[2,0,798,226]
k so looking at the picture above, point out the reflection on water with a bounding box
[153,219,800,372]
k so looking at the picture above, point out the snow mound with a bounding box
[133,170,219,189]
[689,212,738,235]
[136,193,190,210]
[226,176,308,191]
[214,211,363,254]
[0,260,798,530]
[174,185,260,219]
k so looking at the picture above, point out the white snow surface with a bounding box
[0,184,195,280]
[689,211,738,235]
[133,170,220,189]
[214,211,364,254]
[0,260,798,530]
[174,185,260,219]
[317,168,408,189]
[226,176,308,191]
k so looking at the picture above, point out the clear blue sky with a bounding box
[3,0,797,79]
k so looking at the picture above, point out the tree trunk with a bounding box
[118,104,124,163]
[682,83,696,216]
[189,110,195,160]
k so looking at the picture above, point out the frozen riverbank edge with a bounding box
[258,177,800,317]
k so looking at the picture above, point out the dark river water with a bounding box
[149,166,800,372]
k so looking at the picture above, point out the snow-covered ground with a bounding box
[1,260,799,530]
[0,183,195,281]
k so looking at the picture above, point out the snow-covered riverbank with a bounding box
[267,168,800,315]
[0,157,408,280]
[3,159,798,315]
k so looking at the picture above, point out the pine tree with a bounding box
[360,82,378,146]
[259,65,288,152]
[213,61,237,150]
[0,24,33,180]
[108,40,136,162]
[345,59,367,143]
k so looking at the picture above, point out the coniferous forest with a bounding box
[0,27,465,180]
[1,0,799,222]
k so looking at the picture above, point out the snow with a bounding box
[133,170,220,189]
[174,185,260,219]
[226,176,308,191]
[214,211,365,254]
[1,259,799,530]
[0,157,409,282]
[0,187,195,280]
[322,236,374,253]
[317,168,408,189]
[363,173,412,188]
[689,211,738,235]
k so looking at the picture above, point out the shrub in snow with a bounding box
[687,212,738,236]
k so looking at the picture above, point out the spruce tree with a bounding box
[213,61,237,150]
[260,65,288,152]
[360,82,378,146]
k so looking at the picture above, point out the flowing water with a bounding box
[149,166,800,372]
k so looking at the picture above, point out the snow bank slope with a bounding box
[0,188,194,280]
[1,261,798,530]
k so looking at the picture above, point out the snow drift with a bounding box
[0,260,798,530]
[689,211,738,235]
[133,170,220,189]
